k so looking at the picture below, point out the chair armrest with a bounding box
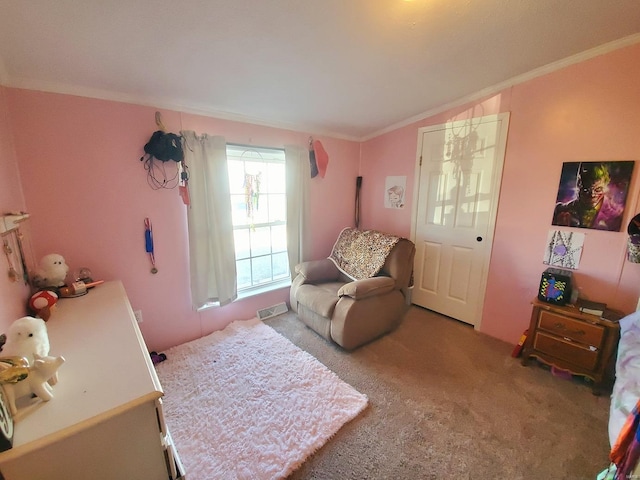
[295,259,340,283]
[338,277,395,300]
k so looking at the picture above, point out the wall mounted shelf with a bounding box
[0,213,29,236]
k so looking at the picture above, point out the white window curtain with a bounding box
[285,144,310,278]
[182,131,237,308]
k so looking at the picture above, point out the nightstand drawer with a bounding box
[538,310,604,347]
[533,331,599,370]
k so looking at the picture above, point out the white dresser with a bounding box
[0,281,184,480]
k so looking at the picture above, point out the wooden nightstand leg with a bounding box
[592,375,612,396]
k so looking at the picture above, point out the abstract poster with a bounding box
[551,161,634,231]
[543,230,584,269]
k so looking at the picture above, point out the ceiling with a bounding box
[1,1,640,140]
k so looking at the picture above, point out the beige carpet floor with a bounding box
[265,306,612,479]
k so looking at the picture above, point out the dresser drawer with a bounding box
[523,299,620,395]
[533,331,599,370]
[538,310,604,347]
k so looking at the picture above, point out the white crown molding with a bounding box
[3,77,360,142]
[362,32,640,142]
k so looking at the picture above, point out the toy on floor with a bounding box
[511,329,528,358]
[150,351,167,365]
[31,254,69,288]
[2,354,65,416]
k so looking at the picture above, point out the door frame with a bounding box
[409,112,510,330]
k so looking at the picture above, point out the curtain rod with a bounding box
[227,142,285,152]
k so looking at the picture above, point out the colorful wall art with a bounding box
[551,161,634,231]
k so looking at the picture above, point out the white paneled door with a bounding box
[411,113,509,327]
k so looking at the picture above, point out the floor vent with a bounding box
[257,302,289,321]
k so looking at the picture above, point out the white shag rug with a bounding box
[155,318,368,480]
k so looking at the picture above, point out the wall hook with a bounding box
[155,112,166,132]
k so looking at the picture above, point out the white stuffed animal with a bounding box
[2,316,58,387]
[32,253,69,288]
[2,316,50,365]
[2,354,65,416]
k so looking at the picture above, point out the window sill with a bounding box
[197,278,291,312]
[237,278,291,300]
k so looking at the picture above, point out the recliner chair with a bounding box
[289,228,415,350]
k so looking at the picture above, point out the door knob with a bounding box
[476,236,483,242]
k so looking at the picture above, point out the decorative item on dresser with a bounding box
[521,298,621,395]
[577,298,607,316]
[0,281,184,480]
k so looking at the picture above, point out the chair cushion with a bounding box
[295,259,340,283]
[338,277,395,300]
[295,282,343,318]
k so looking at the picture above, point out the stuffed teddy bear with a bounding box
[2,354,65,416]
[31,254,69,288]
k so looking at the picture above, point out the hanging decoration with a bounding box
[1,213,30,284]
[179,162,190,206]
[144,217,158,274]
[15,228,29,284]
[355,176,362,229]
[139,112,186,190]
[244,173,261,222]
[3,237,18,283]
[308,136,329,179]
[627,213,640,263]
[543,230,584,269]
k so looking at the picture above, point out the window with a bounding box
[227,145,289,293]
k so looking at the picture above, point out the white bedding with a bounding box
[609,310,640,446]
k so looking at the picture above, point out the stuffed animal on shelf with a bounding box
[31,253,69,288]
[3,317,60,389]
[2,354,65,416]
[1,316,50,366]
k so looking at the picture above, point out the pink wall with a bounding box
[5,90,360,351]
[4,42,640,350]
[361,43,640,344]
[0,86,31,328]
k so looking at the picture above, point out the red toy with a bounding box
[28,290,58,322]
[511,329,528,358]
